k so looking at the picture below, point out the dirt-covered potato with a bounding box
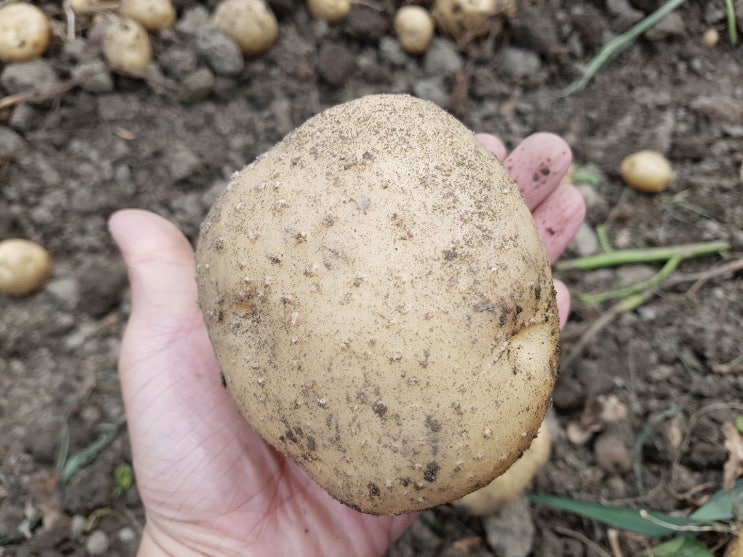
[196,94,559,515]
[433,0,516,40]
[0,3,51,63]
[102,17,152,73]
[119,0,176,31]
[212,0,278,56]
[0,239,51,296]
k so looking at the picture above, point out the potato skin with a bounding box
[196,94,559,514]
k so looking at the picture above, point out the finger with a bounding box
[476,133,508,161]
[504,133,572,211]
[554,279,571,331]
[108,209,199,330]
[532,184,586,264]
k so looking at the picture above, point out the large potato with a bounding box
[196,94,559,514]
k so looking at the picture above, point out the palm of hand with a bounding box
[110,133,585,557]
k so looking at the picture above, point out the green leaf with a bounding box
[689,479,743,522]
[572,166,603,187]
[735,415,743,434]
[527,495,704,537]
[651,537,714,557]
[113,463,133,498]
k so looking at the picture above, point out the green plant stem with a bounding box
[59,417,126,485]
[562,0,689,96]
[725,0,739,45]
[575,255,683,304]
[556,241,729,272]
[595,224,614,253]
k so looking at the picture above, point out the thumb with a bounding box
[108,209,199,330]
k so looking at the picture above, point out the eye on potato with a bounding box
[0,3,51,63]
[196,94,559,515]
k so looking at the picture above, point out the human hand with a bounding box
[109,132,584,557]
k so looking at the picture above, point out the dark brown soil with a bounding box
[1,1,742,555]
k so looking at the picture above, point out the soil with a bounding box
[1,0,742,555]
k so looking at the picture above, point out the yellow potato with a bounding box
[212,0,278,56]
[103,17,152,74]
[0,3,51,63]
[620,150,673,193]
[119,0,176,31]
[196,95,559,514]
[0,239,51,296]
[433,0,516,40]
[306,0,351,23]
[394,6,436,55]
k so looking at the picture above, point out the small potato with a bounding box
[212,0,278,56]
[433,0,516,40]
[119,0,176,31]
[703,28,719,47]
[394,6,435,55]
[0,3,51,63]
[0,239,51,296]
[103,17,152,73]
[620,150,673,193]
[306,0,351,23]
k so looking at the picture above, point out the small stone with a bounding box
[159,45,199,79]
[606,0,644,28]
[8,103,39,131]
[423,38,463,76]
[117,527,136,543]
[175,5,210,36]
[85,529,110,555]
[379,36,407,67]
[498,46,541,80]
[644,12,685,41]
[0,126,26,159]
[316,43,355,86]
[179,67,215,103]
[345,6,389,42]
[690,94,743,123]
[46,277,81,310]
[0,59,60,97]
[593,423,633,474]
[483,498,536,557]
[166,144,202,182]
[568,222,599,257]
[70,515,86,538]
[412,76,448,107]
[195,26,244,77]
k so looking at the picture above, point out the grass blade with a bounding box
[527,494,705,537]
[562,0,689,95]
